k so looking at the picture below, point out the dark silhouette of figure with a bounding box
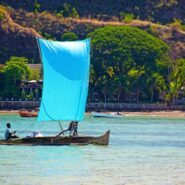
[5,123,19,140]
[73,121,78,136]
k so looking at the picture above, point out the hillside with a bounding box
[0,1,185,64]
[1,0,185,24]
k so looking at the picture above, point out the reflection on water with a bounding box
[0,115,185,185]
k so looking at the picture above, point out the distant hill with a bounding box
[0,1,185,64]
[1,0,185,24]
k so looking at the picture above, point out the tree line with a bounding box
[0,26,185,104]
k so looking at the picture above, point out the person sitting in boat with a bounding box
[57,121,75,137]
[4,123,19,140]
[73,121,78,136]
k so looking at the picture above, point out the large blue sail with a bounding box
[37,38,90,122]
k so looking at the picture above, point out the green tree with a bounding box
[61,32,78,41]
[2,56,31,98]
[127,68,145,103]
[33,1,40,13]
[120,13,134,23]
[168,19,185,31]
[0,65,5,98]
[169,58,185,104]
[60,3,79,18]
[88,26,169,103]
[146,72,167,102]
[30,68,40,80]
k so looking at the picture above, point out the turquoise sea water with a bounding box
[0,115,185,185]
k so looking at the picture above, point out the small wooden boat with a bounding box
[0,130,110,146]
[19,111,38,117]
[91,111,123,118]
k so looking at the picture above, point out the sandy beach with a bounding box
[123,111,185,117]
[0,110,185,117]
[0,110,19,115]
[89,111,185,117]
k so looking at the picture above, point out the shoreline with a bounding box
[0,110,185,117]
[123,111,185,117]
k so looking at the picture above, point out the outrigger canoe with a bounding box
[0,130,110,146]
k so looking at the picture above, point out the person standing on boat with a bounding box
[4,123,19,140]
[73,121,78,136]
[68,121,75,136]
[57,121,75,136]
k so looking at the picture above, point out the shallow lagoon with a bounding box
[0,115,185,185]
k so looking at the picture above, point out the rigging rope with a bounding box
[17,121,35,135]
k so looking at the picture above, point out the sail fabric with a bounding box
[37,38,90,122]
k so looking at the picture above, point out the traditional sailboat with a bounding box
[0,38,110,146]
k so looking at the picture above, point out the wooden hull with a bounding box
[0,130,110,146]
[91,111,123,118]
[19,111,38,117]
